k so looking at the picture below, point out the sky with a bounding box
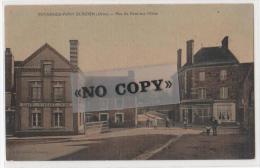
[5,4,254,72]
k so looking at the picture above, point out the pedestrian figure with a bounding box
[205,125,211,136]
[212,119,218,136]
[183,117,187,129]
[165,118,169,128]
[146,119,149,128]
[153,119,157,128]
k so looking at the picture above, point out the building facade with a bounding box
[12,41,85,136]
[177,36,254,125]
[84,73,137,128]
[6,36,254,135]
[86,108,137,128]
[6,40,138,136]
[5,48,16,134]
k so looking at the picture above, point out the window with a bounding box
[43,61,52,76]
[30,81,42,101]
[31,108,42,127]
[53,81,65,101]
[115,113,124,124]
[220,87,228,99]
[85,113,97,122]
[216,105,232,121]
[220,70,227,81]
[99,113,109,121]
[198,88,206,99]
[194,107,211,124]
[52,108,64,127]
[196,108,211,117]
[199,72,205,81]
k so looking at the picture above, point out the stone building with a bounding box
[86,108,137,128]
[84,74,137,128]
[5,48,16,134]
[177,36,254,125]
[12,41,85,136]
[7,40,139,136]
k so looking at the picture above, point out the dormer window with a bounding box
[42,61,52,76]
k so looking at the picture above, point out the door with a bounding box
[188,109,192,123]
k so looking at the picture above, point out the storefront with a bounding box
[180,104,212,124]
[213,103,236,123]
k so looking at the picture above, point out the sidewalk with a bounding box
[6,124,242,142]
[7,127,202,141]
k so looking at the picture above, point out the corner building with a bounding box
[177,36,254,125]
[14,41,85,136]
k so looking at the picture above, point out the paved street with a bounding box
[150,134,254,160]
[6,127,253,160]
[6,127,200,160]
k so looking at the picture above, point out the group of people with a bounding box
[145,118,158,128]
[145,117,219,135]
[205,118,219,136]
[183,117,219,136]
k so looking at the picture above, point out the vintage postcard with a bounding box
[3,2,256,166]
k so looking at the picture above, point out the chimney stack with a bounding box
[221,36,229,49]
[186,40,194,65]
[5,48,14,92]
[177,49,182,71]
[69,40,79,67]
[5,48,11,56]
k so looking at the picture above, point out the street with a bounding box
[6,127,253,160]
[151,134,254,159]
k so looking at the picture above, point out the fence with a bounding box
[85,121,109,135]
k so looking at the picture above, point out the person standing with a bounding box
[205,125,211,136]
[212,119,218,136]
[146,119,149,128]
[183,117,188,129]
[165,118,169,128]
[153,119,158,128]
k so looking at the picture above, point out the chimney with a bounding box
[177,49,182,71]
[186,40,194,65]
[221,36,228,49]
[5,48,14,92]
[69,40,79,67]
[5,48,11,56]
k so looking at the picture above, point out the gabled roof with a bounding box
[192,46,239,66]
[22,43,77,70]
